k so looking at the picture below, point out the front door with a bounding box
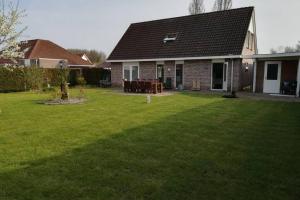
[176,64,183,88]
[263,61,281,94]
[212,63,227,90]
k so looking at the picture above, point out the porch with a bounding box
[252,53,300,97]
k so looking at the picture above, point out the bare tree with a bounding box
[189,0,205,15]
[213,0,232,11]
[0,0,26,63]
[270,41,300,53]
[68,49,106,64]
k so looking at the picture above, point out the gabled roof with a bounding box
[108,7,254,61]
[19,39,93,66]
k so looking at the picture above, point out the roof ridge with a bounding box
[27,39,41,59]
[132,6,254,25]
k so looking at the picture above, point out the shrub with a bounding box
[76,76,86,86]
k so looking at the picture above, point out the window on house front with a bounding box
[123,65,139,81]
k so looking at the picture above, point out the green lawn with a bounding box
[0,89,300,200]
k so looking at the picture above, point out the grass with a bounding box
[0,88,300,200]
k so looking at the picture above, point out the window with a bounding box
[24,59,31,67]
[123,64,139,81]
[163,33,178,43]
[267,64,279,80]
[157,64,164,83]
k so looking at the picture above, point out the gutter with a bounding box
[107,55,243,63]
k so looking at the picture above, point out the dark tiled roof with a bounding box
[108,7,254,60]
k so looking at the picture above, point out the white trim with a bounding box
[122,62,140,81]
[211,62,228,91]
[245,52,300,59]
[156,63,164,79]
[297,59,300,97]
[175,63,184,89]
[263,61,282,94]
[108,55,242,63]
[253,60,257,93]
[224,62,229,91]
[231,59,234,92]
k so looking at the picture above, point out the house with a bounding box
[107,7,257,92]
[250,52,300,97]
[0,39,94,68]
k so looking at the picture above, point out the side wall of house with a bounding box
[39,59,61,68]
[111,62,123,87]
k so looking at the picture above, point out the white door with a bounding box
[263,61,281,94]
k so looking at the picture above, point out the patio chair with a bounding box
[123,81,131,92]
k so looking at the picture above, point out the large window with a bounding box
[123,64,139,81]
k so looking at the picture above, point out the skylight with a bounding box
[163,33,178,43]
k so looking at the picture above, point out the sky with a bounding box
[18,0,300,56]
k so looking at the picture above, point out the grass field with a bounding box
[0,89,300,200]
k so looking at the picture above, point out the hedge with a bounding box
[0,67,68,92]
[0,66,109,92]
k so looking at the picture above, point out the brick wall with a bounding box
[140,62,156,79]
[111,62,122,87]
[184,60,211,90]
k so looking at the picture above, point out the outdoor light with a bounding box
[167,68,171,72]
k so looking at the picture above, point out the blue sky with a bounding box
[18,0,300,55]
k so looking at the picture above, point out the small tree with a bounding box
[189,0,205,15]
[0,0,26,63]
[58,60,70,100]
[213,0,232,11]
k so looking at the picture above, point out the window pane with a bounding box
[132,66,139,81]
[267,64,278,80]
[124,69,130,81]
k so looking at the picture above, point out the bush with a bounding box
[76,76,86,86]
[0,66,71,93]
[0,66,26,92]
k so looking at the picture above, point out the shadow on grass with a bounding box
[1,101,300,200]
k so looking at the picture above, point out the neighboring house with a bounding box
[0,39,94,68]
[107,7,257,92]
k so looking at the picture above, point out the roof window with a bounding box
[163,33,178,43]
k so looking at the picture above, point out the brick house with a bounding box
[0,39,94,68]
[107,7,257,92]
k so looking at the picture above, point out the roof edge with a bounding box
[131,6,254,26]
[245,52,300,59]
[107,55,242,63]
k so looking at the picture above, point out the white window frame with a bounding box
[175,61,184,89]
[211,60,228,91]
[122,62,139,81]
[156,63,164,79]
